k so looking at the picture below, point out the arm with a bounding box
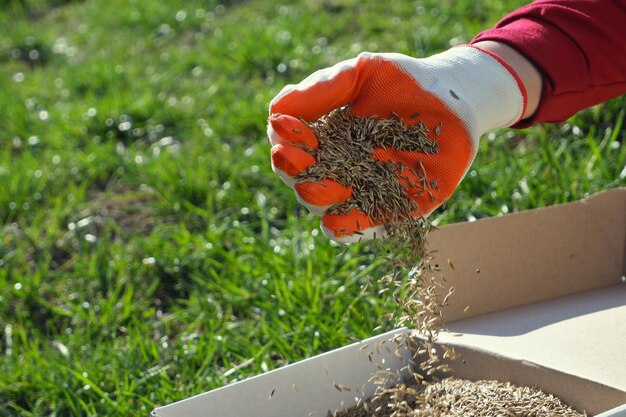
[472,0,626,127]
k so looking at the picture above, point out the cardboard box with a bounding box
[152,188,626,417]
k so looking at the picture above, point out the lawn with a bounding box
[0,0,624,415]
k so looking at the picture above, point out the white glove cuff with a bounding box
[391,46,526,137]
[430,45,527,133]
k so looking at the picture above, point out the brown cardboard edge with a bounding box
[443,342,626,416]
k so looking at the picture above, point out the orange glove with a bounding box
[268,46,526,243]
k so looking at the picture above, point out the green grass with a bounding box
[0,0,624,415]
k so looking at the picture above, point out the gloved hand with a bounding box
[268,46,526,243]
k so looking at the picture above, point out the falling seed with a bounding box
[268,388,275,400]
[334,383,351,392]
[359,283,369,295]
[447,259,455,271]
[464,305,470,313]
[449,90,459,99]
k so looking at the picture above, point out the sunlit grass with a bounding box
[0,0,624,415]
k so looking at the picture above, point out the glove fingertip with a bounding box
[269,114,318,149]
[294,179,351,207]
[271,143,315,176]
[321,210,387,243]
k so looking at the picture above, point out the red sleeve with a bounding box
[471,0,626,128]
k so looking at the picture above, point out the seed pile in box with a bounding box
[293,107,585,416]
[337,378,586,417]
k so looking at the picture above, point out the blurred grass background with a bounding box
[0,0,624,415]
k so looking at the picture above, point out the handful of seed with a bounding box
[294,107,585,417]
[297,106,438,253]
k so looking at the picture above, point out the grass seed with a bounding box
[297,107,584,417]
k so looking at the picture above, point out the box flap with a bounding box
[152,329,411,417]
[428,188,626,322]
